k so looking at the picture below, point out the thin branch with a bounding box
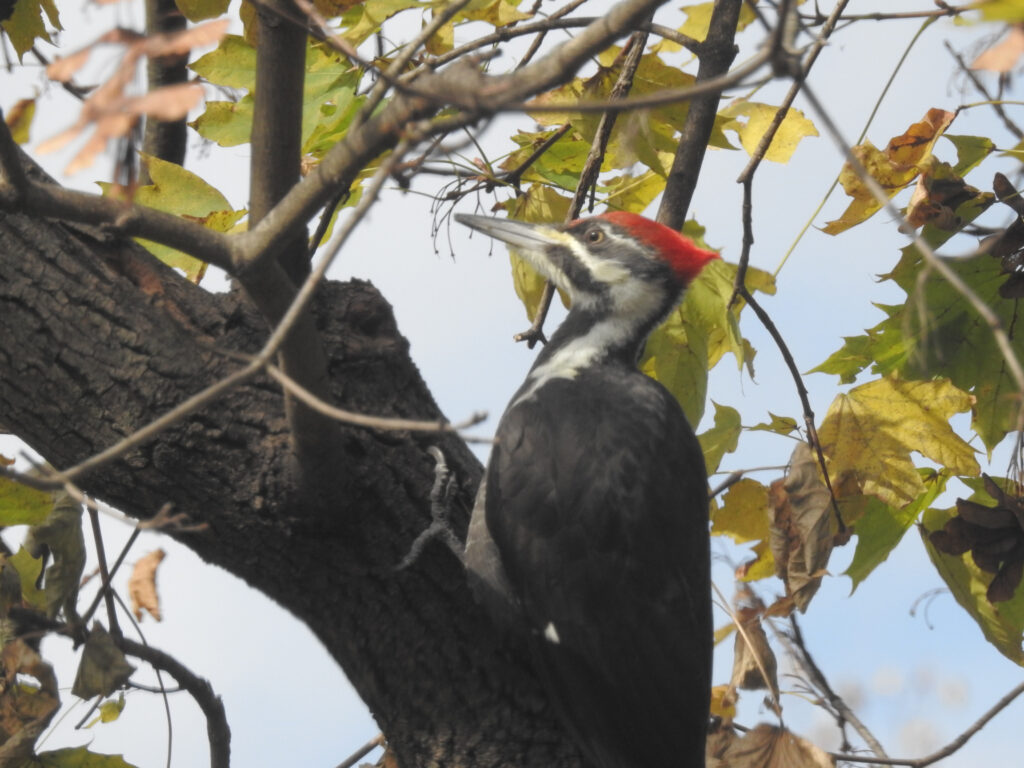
[86,506,122,639]
[117,636,231,768]
[335,734,385,768]
[832,680,1024,767]
[944,40,1024,140]
[738,286,846,535]
[730,0,850,304]
[265,364,489,438]
[82,525,142,625]
[786,614,887,758]
[800,5,967,23]
[428,12,698,68]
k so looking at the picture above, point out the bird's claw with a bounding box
[396,447,465,570]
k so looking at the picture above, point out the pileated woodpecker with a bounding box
[455,211,717,768]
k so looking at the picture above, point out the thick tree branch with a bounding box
[658,0,742,229]
[140,0,188,181]
[249,0,309,285]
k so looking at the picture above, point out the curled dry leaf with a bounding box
[129,548,166,621]
[768,443,836,612]
[707,724,834,768]
[731,605,779,705]
[0,639,60,758]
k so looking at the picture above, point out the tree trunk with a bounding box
[0,186,585,767]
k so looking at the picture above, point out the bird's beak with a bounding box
[455,214,565,252]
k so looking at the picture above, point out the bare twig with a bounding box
[785,614,887,757]
[86,506,122,639]
[944,40,1024,140]
[117,636,231,768]
[266,364,489,438]
[737,286,845,534]
[832,680,1024,767]
[730,0,851,302]
[335,734,385,768]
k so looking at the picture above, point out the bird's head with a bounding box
[455,212,718,319]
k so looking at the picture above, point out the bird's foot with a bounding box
[396,446,465,570]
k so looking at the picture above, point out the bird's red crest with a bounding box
[597,211,719,284]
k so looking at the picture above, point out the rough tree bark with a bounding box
[0,0,747,762]
[0,172,580,766]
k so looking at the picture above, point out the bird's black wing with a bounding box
[484,368,711,768]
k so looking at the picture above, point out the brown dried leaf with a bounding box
[707,724,834,768]
[46,28,144,81]
[769,443,836,611]
[129,548,165,622]
[127,83,204,121]
[141,18,229,59]
[973,25,1024,72]
[0,639,59,756]
[731,607,778,694]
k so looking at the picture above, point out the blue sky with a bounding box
[4,2,1024,766]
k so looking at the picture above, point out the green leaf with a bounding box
[109,154,244,281]
[24,489,85,621]
[642,245,773,426]
[175,0,228,21]
[922,505,1024,664]
[711,478,773,580]
[339,0,425,45]
[749,412,798,436]
[1,0,60,59]
[190,98,255,147]
[72,626,136,700]
[504,185,572,321]
[190,34,256,89]
[642,302,710,426]
[944,134,996,176]
[458,0,532,26]
[698,402,741,474]
[0,477,53,526]
[9,547,47,612]
[975,0,1024,22]
[34,746,138,768]
[818,376,979,508]
[888,245,1019,453]
[85,694,126,728]
[5,97,36,144]
[843,469,949,591]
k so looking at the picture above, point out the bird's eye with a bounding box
[586,228,605,244]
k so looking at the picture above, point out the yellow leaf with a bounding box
[818,376,979,507]
[719,101,818,164]
[505,185,571,320]
[424,16,454,55]
[824,108,956,234]
[679,2,756,42]
[713,478,770,543]
[4,97,35,144]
